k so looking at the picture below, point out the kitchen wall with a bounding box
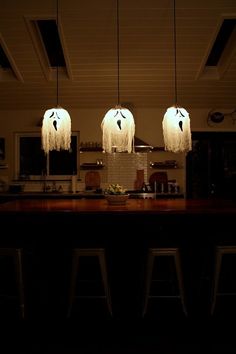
[0,107,235,193]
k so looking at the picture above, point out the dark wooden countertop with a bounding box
[0,197,236,215]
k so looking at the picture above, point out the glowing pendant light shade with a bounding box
[162,0,192,153]
[101,0,135,153]
[41,0,71,154]
[101,105,135,153]
[42,107,71,154]
[162,106,191,153]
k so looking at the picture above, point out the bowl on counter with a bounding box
[105,194,129,205]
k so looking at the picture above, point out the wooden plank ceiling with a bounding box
[0,0,236,110]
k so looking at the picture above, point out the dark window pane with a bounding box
[37,20,65,67]
[19,137,46,176]
[0,138,5,160]
[49,136,77,175]
[206,19,236,66]
[0,45,11,69]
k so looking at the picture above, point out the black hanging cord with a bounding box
[56,0,59,107]
[173,0,177,106]
[116,0,120,105]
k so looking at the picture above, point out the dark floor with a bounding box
[0,296,236,354]
[0,249,236,353]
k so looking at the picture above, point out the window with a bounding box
[37,19,66,68]
[15,131,79,179]
[0,138,5,160]
[206,19,236,66]
[24,16,72,81]
[0,44,11,69]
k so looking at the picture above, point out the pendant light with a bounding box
[162,0,192,154]
[101,0,135,153]
[42,0,71,154]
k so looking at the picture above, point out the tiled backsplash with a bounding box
[107,153,147,190]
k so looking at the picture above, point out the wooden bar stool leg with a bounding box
[67,251,79,318]
[14,249,25,319]
[98,250,112,315]
[142,250,155,317]
[0,248,25,319]
[211,248,222,315]
[174,249,187,316]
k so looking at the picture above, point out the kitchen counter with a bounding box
[0,197,235,320]
[0,198,235,249]
[0,197,235,215]
[0,191,184,202]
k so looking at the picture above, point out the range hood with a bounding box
[134,136,153,152]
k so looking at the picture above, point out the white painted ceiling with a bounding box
[0,0,236,110]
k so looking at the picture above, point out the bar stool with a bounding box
[0,248,25,318]
[67,248,112,317]
[142,247,187,317]
[211,245,236,315]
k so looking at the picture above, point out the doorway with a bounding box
[186,132,236,199]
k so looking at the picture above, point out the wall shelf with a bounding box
[150,161,178,169]
[151,146,165,151]
[80,163,105,170]
[150,166,180,169]
[80,147,103,152]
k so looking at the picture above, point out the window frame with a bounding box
[14,131,80,180]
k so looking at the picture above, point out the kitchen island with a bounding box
[0,197,235,214]
[0,197,235,321]
[0,197,235,244]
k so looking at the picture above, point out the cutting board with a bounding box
[85,171,101,189]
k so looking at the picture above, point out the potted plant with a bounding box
[104,184,129,205]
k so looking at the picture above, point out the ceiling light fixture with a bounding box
[42,0,71,154]
[101,0,135,153]
[162,0,192,154]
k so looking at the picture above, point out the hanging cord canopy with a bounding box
[42,0,71,154]
[101,0,135,154]
[173,0,177,107]
[116,0,120,106]
[162,0,192,154]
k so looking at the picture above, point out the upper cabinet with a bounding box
[186,132,236,199]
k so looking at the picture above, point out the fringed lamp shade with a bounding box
[42,107,71,154]
[101,106,135,153]
[162,106,192,153]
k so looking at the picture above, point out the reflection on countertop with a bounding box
[0,190,184,201]
[0,191,105,200]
